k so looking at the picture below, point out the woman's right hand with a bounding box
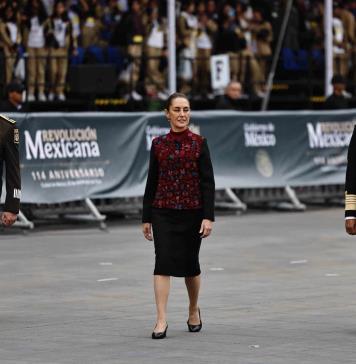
[142,223,153,241]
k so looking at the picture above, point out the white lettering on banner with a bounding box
[40,180,102,188]
[24,128,101,160]
[41,128,97,142]
[145,124,200,150]
[307,122,355,149]
[244,123,276,147]
[145,126,170,150]
[313,154,347,166]
[31,168,105,182]
[13,189,21,199]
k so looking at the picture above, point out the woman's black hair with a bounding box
[24,0,48,24]
[52,0,69,21]
[165,92,190,110]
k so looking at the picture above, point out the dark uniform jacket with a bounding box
[0,114,21,213]
[324,94,349,110]
[0,100,24,112]
[215,95,242,110]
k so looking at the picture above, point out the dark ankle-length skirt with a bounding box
[151,208,203,277]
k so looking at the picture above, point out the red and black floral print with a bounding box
[152,128,203,210]
[142,128,215,223]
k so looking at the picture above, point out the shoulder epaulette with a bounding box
[0,114,16,124]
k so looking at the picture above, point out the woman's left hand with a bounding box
[142,223,153,241]
[199,219,213,238]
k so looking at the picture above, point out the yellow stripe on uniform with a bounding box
[345,192,356,210]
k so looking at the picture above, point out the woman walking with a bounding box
[142,92,215,339]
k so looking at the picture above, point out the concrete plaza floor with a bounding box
[0,207,355,363]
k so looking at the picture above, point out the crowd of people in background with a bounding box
[0,0,356,106]
[284,0,356,93]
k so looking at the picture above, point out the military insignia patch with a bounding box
[14,128,19,144]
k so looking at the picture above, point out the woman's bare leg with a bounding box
[153,275,170,332]
[185,275,201,324]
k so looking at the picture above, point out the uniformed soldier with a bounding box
[0,114,21,227]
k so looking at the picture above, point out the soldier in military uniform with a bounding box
[0,114,21,226]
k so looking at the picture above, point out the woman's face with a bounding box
[207,0,215,13]
[5,6,13,20]
[165,97,190,132]
[197,2,205,14]
[55,2,65,16]
[187,3,195,14]
[132,0,140,13]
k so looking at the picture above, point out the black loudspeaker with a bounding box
[68,64,117,95]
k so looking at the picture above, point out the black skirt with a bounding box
[151,208,203,277]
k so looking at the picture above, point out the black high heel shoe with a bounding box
[152,323,168,339]
[187,308,202,332]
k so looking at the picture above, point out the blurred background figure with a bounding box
[332,1,354,78]
[0,81,25,111]
[0,4,22,86]
[234,3,266,97]
[215,81,244,110]
[22,0,49,102]
[194,0,217,98]
[120,0,146,100]
[101,0,123,45]
[177,0,198,95]
[45,0,76,101]
[215,3,240,83]
[324,74,352,109]
[79,0,103,48]
[250,7,273,83]
[144,1,167,100]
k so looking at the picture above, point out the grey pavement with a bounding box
[0,208,356,363]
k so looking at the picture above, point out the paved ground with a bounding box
[0,208,355,364]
